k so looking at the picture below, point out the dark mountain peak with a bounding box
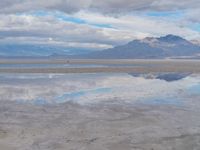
[128,37,157,45]
[129,35,187,45]
[144,37,156,41]
[128,39,140,43]
[158,34,186,43]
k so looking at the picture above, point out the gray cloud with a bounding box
[0,0,199,50]
[0,14,133,49]
[0,12,199,51]
[0,0,199,14]
[0,0,91,14]
[185,9,200,23]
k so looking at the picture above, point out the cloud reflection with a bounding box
[0,73,199,105]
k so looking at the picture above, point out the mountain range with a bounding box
[0,35,200,59]
[0,44,92,57]
[82,34,200,59]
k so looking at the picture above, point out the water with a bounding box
[55,87,112,103]
[138,97,183,106]
[188,83,200,95]
[0,64,107,68]
[0,63,151,69]
[0,73,199,106]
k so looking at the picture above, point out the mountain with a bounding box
[83,35,200,59]
[0,35,199,59]
[0,44,92,57]
[191,40,200,46]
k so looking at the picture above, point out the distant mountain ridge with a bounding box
[0,35,200,59]
[0,44,92,57]
[191,40,200,46]
[83,34,200,59]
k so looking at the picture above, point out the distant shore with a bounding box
[0,59,200,73]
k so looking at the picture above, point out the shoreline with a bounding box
[0,59,200,73]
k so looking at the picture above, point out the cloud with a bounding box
[0,10,199,51]
[185,9,200,23]
[0,0,91,14]
[0,0,199,14]
[0,14,122,50]
[0,0,199,50]
[74,11,200,39]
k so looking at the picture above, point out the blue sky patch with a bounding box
[146,11,184,18]
[190,23,200,32]
[55,13,86,24]
[18,11,113,29]
[90,23,113,29]
[55,87,112,103]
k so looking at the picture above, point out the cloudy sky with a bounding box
[0,73,198,104]
[0,0,200,51]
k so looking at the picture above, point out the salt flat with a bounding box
[0,59,200,73]
[0,61,200,150]
[1,101,200,150]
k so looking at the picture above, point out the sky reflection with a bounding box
[0,73,199,106]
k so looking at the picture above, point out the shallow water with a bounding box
[0,63,147,69]
[187,83,200,95]
[55,87,113,103]
[0,73,199,105]
[0,63,107,68]
[1,73,200,150]
[138,97,183,106]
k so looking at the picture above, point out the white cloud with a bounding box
[0,0,199,14]
[0,0,199,50]
[0,10,199,50]
[75,11,200,40]
[0,14,123,49]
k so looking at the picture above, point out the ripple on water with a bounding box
[188,84,200,95]
[54,87,113,103]
[137,97,183,106]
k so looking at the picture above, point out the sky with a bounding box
[0,73,199,104]
[0,0,200,51]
